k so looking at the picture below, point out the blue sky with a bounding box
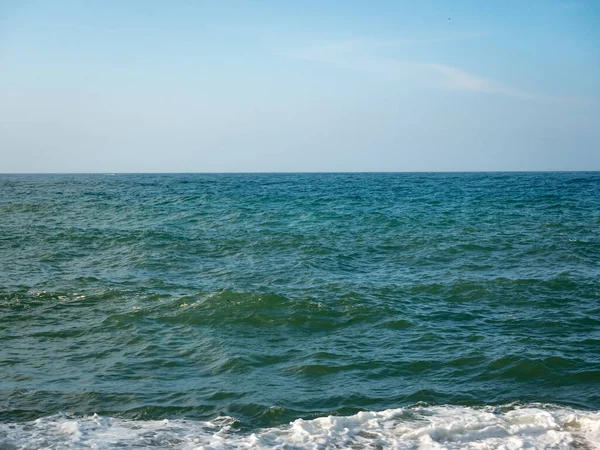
[1,0,599,172]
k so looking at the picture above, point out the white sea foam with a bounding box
[1,404,599,449]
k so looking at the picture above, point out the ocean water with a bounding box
[1,172,599,449]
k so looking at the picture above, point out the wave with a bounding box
[1,404,598,449]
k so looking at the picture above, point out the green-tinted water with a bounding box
[1,173,599,448]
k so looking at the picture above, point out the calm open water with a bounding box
[1,173,599,449]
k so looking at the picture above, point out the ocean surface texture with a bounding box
[1,172,599,449]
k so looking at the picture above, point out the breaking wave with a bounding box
[1,404,599,449]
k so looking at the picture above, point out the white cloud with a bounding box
[424,63,525,97]
[282,38,594,105]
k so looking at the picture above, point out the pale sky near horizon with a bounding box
[1,0,599,172]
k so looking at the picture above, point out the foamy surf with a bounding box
[1,405,599,449]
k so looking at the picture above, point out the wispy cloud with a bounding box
[282,38,592,104]
[424,63,530,98]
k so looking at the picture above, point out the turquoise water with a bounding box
[1,173,599,448]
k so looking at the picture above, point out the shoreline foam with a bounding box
[1,404,599,449]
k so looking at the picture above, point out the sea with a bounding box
[1,172,599,449]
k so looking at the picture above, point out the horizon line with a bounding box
[1,170,599,175]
